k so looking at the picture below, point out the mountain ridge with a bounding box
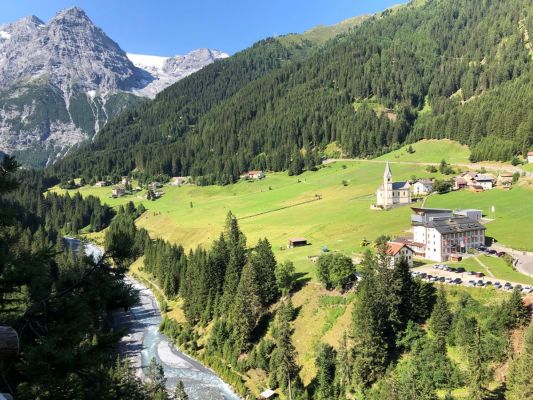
[0,7,226,166]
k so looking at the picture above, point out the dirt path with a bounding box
[473,256,495,278]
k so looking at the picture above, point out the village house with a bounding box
[474,174,494,190]
[528,151,533,163]
[454,171,494,191]
[170,176,191,186]
[95,180,110,187]
[241,170,265,180]
[375,162,411,208]
[497,173,513,188]
[411,208,486,262]
[385,241,414,268]
[412,179,434,196]
[112,186,126,198]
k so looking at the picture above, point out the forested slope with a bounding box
[55,0,533,183]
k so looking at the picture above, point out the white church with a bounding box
[375,162,411,208]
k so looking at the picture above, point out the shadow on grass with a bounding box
[293,272,312,292]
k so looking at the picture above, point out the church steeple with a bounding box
[384,161,392,183]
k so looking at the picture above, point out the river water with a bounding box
[64,237,240,400]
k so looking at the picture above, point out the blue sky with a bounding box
[1,0,404,56]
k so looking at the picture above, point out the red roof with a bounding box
[386,242,412,256]
[528,151,533,156]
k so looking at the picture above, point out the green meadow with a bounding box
[375,139,471,164]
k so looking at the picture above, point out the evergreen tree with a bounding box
[466,325,489,400]
[146,358,168,400]
[270,301,299,395]
[230,261,263,352]
[429,286,452,353]
[335,332,351,398]
[506,323,533,400]
[252,238,279,305]
[173,380,189,400]
[275,260,296,295]
[506,288,529,329]
[315,344,337,400]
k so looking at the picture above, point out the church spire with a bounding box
[384,161,392,182]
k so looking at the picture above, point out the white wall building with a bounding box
[386,242,414,268]
[528,152,533,163]
[412,179,433,195]
[412,216,486,262]
[376,162,411,208]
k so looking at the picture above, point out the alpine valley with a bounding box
[0,7,227,167]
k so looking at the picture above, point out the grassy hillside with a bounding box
[375,139,471,164]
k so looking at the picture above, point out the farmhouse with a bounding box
[386,241,414,268]
[474,174,494,190]
[288,238,308,248]
[241,170,265,180]
[454,171,494,191]
[375,162,411,208]
[412,209,486,262]
[497,173,513,187]
[112,187,126,198]
[528,151,533,163]
[95,181,110,187]
[412,179,434,195]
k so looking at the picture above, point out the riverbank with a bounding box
[116,277,240,400]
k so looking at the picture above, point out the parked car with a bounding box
[488,249,497,255]
[497,252,506,257]
[477,280,484,287]
[438,276,446,282]
[449,267,457,272]
[485,281,492,286]
[456,267,465,273]
[453,278,462,285]
[493,282,501,289]
[475,272,485,278]
[523,286,532,293]
[468,280,476,286]
[479,246,487,251]
[504,282,513,290]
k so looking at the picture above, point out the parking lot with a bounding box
[412,263,533,294]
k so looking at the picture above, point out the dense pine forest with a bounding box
[0,159,184,399]
[53,0,533,184]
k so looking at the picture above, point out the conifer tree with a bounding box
[466,325,489,400]
[230,261,262,352]
[251,238,278,305]
[315,344,337,400]
[506,287,528,329]
[174,380,189,400]
[335,332,352,397]
[429,286,452,353]
[270,301,299,395]
[506,323,533,400]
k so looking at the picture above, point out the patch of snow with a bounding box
[86,90,96,99]
[127,53,169,72]
[0,31,11,40]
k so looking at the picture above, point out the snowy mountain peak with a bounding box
[127,49,229,98]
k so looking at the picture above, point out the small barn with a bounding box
[288,238,308,248]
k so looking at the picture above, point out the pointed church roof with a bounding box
[384,161,392,180]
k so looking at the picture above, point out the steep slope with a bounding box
[0,7,225,166]
[55,0,533,182]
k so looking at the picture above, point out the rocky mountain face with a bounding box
[0,7,226,166]
[128,49,229,98]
